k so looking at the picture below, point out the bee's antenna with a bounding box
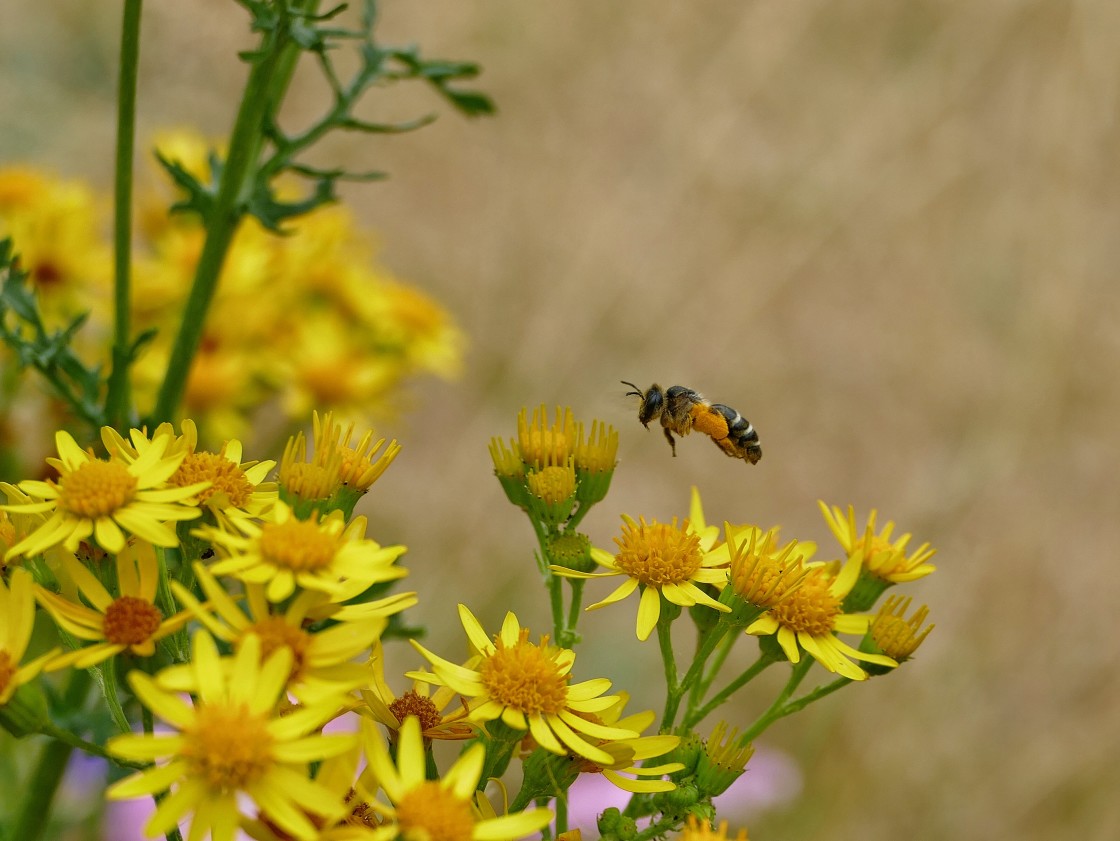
[621,380,643,397]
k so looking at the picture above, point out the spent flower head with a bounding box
[356,640,476,744]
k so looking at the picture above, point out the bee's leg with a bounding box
[663,427,678,457]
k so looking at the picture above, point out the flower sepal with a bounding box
[510,747,580,811]
[841,566,893,613]
[0,680,49,737]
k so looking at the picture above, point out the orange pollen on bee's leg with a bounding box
[690,407,729,440]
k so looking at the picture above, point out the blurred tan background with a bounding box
[4,1,1120,839]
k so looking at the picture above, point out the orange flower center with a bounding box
[479,630,569,716]
[172,451,252,508]
[389,690,444,734]
[259,518,340,572]
[769,567,840,637]
[185,703,273,793]
[613,517,702,587]
[394,780,474,841]
[58,461,137,518]
[103,596,163,645]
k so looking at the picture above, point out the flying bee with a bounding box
[621,381,762,464]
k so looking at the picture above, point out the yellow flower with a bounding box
[745,554,897,681]
[518,405,576,467]
[555,507,730,642]
[0,167,110,322]
[167,563,411,705]
[34,541,192,669]
[355,640,476,743]
[357,716,552,841]
[567,693,683,794]
[314,412,401,492]
[819,502,936,584]
[870,595,934,662]
[199,502,408,602]
[0,569,57,706]
[107,632,355,841]
[2,430,208,557]
[102,419,277,524]
[676,815,749,841]
[410,605,639,765]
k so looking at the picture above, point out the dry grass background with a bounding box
[4,1,1120,839]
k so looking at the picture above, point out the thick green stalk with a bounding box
[106,0,143,428]
[657,614,682,730]
[8,739,73,841]
[683,650,776,730]
[148,45,281,424]
[736,657,814,744]
[9,670,94,841]
[149,0,319,425]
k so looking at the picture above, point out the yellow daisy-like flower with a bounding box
[0,569,57,706]
[745,554,897,681]
[198,502,408,602]
[167,563,411,705]
[34,541,192,669]
[567,693,683,794]
[2,430,208,557]
[555,508,730,642]
[107,632,356,841]
[102,419,277,523]
[355,640,476,743]
[819,502,936,584]
[357,716,553,841]
[410,605,639,766]
[0,484,49,571]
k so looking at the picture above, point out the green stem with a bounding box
[100,657,134,734]
[149,1,318,424]
[682,650,776,731]
[737,657,814,744]
[692,629,736,707]
[677,620,733,716]
[8,738,73,841]
[9,669,97,841]
[565,579,584,632]
[743,675,853,742]
[105,0,143,429]
[657,613,681,731]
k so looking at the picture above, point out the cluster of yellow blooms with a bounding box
[0,137,462,458]
[0,404,936,840]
